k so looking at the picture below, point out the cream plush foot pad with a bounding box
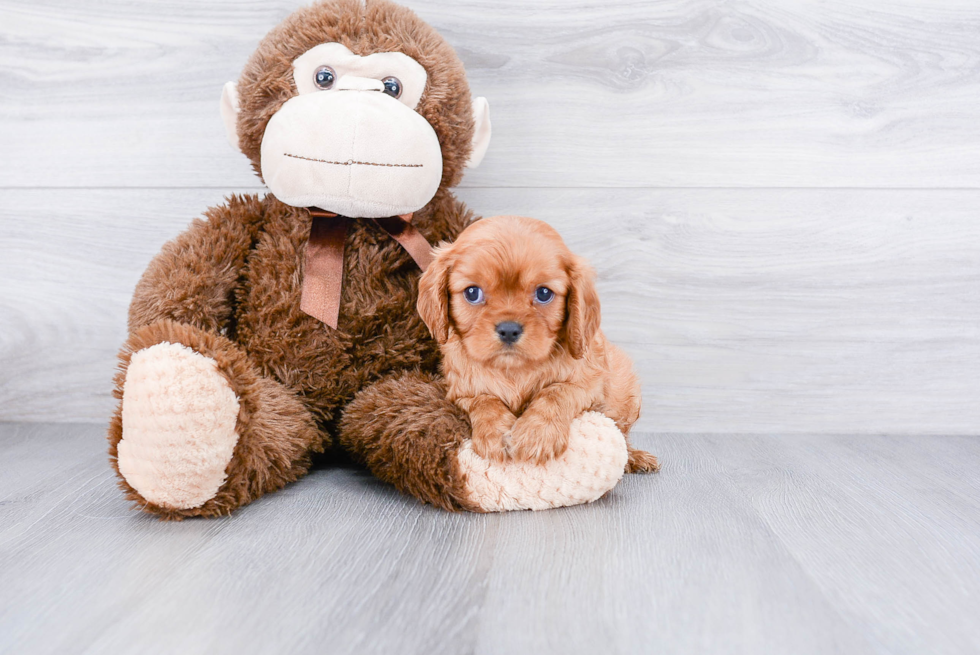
[458,411,629,512]
[117,342,241,510]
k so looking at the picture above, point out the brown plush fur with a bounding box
[110,0,486,517]
[338,372,482,512]
[417,216,659,472]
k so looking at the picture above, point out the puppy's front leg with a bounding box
[456,395,517,462]
[509,383,594,465]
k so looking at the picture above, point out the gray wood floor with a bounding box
[2,422,979,655]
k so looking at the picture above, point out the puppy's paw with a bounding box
[626,447,660,473]
[471,414,515,463]
[507,412,570,465]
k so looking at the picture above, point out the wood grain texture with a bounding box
[2,0,980,188]
[2,187,978,433]
[1,423,979,654]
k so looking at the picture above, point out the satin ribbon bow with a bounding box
[300,208,435,329]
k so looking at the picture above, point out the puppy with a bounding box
[417,215,659,472]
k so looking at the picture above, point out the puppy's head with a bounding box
[417,215,601,368]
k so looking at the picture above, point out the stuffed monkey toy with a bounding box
[108,0,632,519]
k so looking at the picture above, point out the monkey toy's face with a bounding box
[259,43,443,217]
[219,2,491,219]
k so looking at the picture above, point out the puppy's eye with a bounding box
[534,287,555,304]
[463,286,485,304]
[314,66,336,90]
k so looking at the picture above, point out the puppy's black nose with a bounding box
[495,321,523,345]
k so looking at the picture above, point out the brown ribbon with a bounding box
[300,208,435,329]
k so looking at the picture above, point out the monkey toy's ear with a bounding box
[220,81,241,150]
[465,97,492,169]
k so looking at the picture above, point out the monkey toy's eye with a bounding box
[314,66,336,90]
[534,287,555,304]
[463,286,484,305]
[381,76,402,98]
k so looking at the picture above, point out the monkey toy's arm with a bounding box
[127,194,265,334]
[108,194,322,520]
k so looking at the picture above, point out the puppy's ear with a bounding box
[563,255,601,359]
[417,242,454,344]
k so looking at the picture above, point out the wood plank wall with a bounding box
[1,0,978,433]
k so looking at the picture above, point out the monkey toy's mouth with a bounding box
[261,90,443,219]
[282,153,424,169]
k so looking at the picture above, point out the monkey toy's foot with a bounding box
[458,411,629,511]
[341,374,633,513]
[109,320,322,519]
[116,342,242,511]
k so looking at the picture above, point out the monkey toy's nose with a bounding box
[334,75,385,92]
[495,321,523,345]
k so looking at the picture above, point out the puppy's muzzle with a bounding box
[495,321,523,345]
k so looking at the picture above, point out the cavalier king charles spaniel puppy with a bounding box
[417,215,659,472]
